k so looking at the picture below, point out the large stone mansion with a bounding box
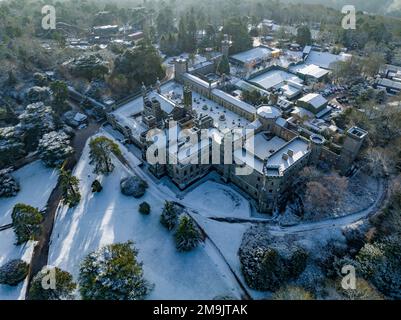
[107,40,367,213]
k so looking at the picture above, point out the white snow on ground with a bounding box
[192,212,349,300]
[0,161,58,300]
[184,181,251,218]
[191,215,270,299]
[48,136,242,300]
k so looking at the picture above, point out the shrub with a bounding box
[238,226,308,291]
[91,179,103,193]
[139,202,150,215]
[120,176,148,198]
[0,259,29,286]
[273,286,314,300]
[337,278,383,300]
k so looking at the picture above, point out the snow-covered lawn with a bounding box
[0,161,58,300]
[183,181,251,218]
[49,137,242,299]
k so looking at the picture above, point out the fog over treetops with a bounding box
[284,0,401,17]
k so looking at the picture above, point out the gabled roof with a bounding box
[298,93,327,109]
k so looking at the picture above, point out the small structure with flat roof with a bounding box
[297,93,328,114]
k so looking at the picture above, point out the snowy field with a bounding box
[48,136,242,299]
[183,181,251,218]
[0,161,58,300]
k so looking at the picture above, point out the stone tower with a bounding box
[174,58,188,83]
[141,82,147,102]
[183,86,192,112]
[155,77,161,94]
[258,158,274,213]
[309,134,325,165]
[151,97,163,123]
[339,126,368,174]
[221,34,232,58]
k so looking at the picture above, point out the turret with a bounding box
[338,126,368,174]
[141,82,147,102]
[221,34,232,58]
[309,134,325,165]
[183,86,192,112]
[174,58,188,83]
[156,77,161,94]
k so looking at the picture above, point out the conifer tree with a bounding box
[160,201,178,230]
[59,168,81,207]
[89,136,121,174]
[79,242,151,300]
[11,203,43,244]
[29,266,76,300]
[174,215,203,251]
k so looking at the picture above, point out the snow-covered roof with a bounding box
[276,97,293,110]
[189,61,214,72]
[298,93,327,109]
[257,105,282,119]
[305,51,351,70]
[235,80,269,96]
[280,83,302,99]
[212,89,256,115]
[161,81,251,130]
[250,69,303,91]
[93,25,118,30]
[376,78,401,90]
[291,106,314,119]
[73,112,87,122]
[183,73,210,89]
[303,46,312,55]
[290,63,330,79]
[234,136,310,175]
[265,137,309,174]
[246,119,263,131]
[149,92,176,114]
[275,117,287,128]
[230,46,272,64]
[246,134,286,160]
[112,113,147,137]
